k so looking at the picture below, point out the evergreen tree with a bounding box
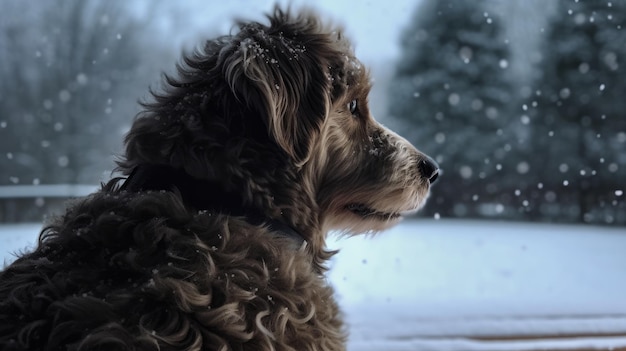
[529,0,626,224]
[389,0,514,218]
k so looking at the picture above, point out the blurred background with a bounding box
[2,1,625,348]
[0,0,624,225]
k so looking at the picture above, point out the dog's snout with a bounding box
[418,157,439,184]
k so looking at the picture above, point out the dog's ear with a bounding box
[222,13,333,165]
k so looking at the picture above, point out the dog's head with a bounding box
[121,7,438,238]
[308,59,439,235]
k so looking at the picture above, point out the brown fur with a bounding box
[0,7,436,351]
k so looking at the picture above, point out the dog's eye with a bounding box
[348,99,358,115]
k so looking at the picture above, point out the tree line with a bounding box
[0,1,171,186]
[389,0,626,225]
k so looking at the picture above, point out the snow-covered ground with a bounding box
[327,220,626,350]
[2,219,626,350]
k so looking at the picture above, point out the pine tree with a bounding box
[389,0,514,218]
[530,0,626,224]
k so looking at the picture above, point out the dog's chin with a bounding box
[330,203,420,234]
[345,203,404,221]
[324,197,426,234]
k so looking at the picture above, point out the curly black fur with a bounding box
[0,181,341,350]
[0,7,355,351]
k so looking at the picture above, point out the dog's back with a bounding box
[0,183,344,350]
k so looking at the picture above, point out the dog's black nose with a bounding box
[418,157,439,184]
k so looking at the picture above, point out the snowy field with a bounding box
[2,219,626,350]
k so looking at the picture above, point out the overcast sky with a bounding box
[145,0,419,64]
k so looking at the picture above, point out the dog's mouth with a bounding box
[346,203,408,221]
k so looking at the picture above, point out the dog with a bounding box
[0,7,438,351]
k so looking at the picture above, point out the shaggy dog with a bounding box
[0,7,438,351]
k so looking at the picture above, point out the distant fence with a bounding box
[0,185,98,223]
